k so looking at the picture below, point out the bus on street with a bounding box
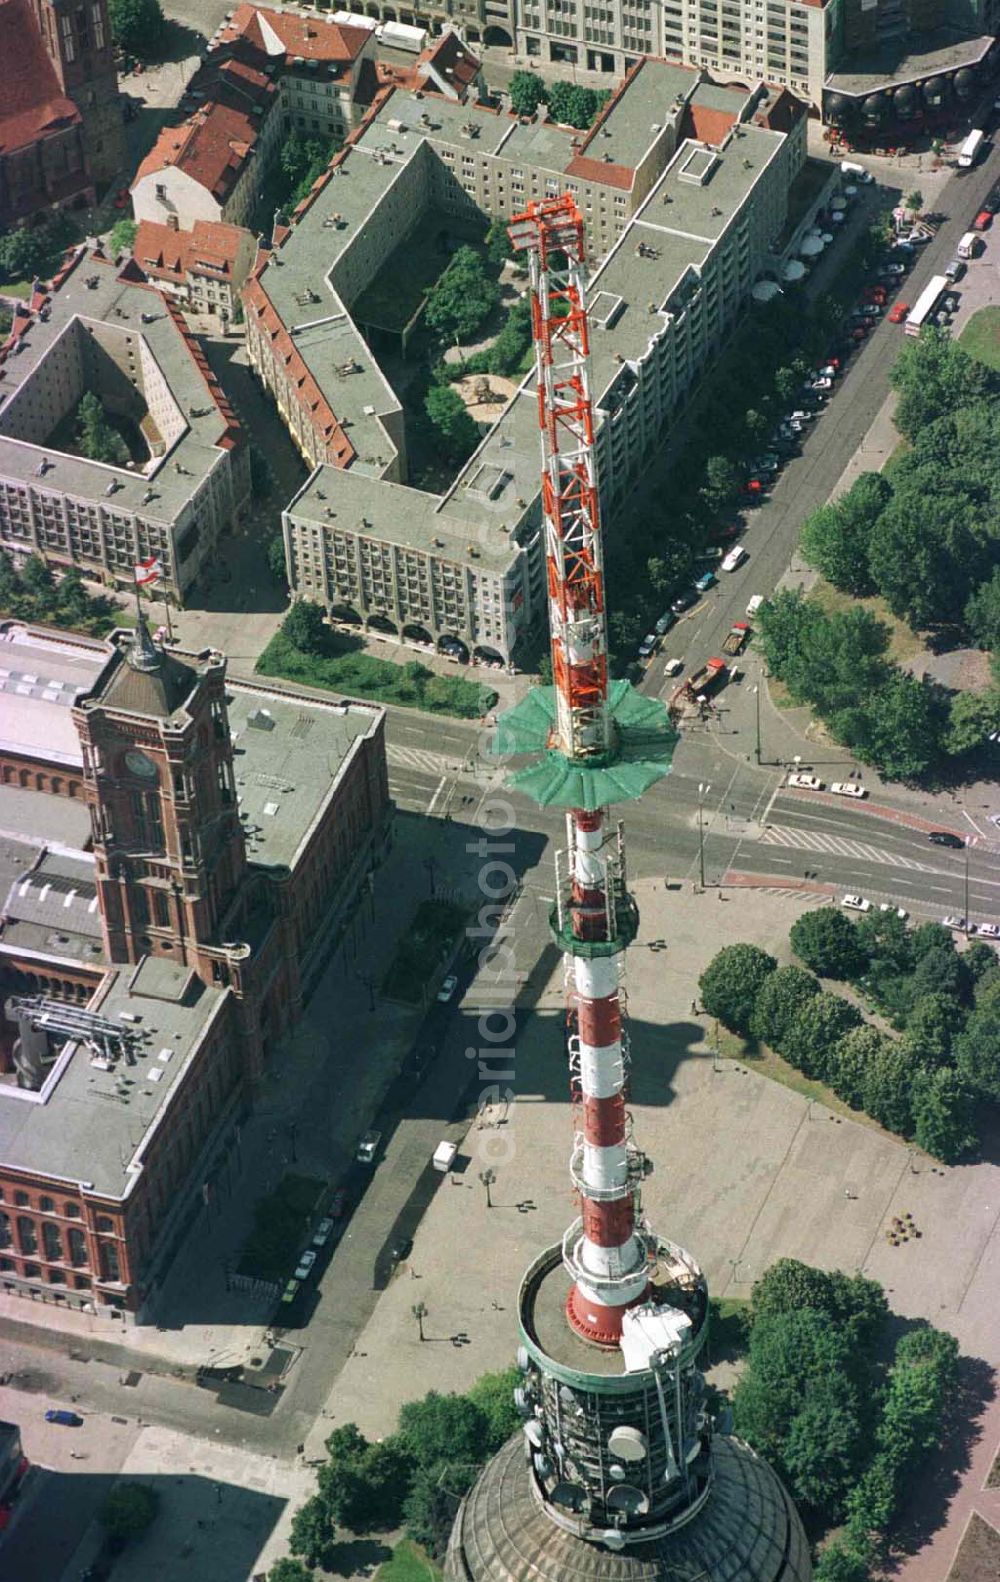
[959,128,985,168]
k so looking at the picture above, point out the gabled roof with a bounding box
[217,3,371,67]
[134,99,261,205]
[0,0,82,155]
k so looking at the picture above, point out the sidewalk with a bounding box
[0,808,488,1374]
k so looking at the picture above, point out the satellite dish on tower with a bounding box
[608,1425,648,1462]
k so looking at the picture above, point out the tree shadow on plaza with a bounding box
[884,1353,997,1569]
[0,1468,284,1582]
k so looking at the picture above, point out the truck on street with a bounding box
[722,622,751,656]
[959,129,985,168]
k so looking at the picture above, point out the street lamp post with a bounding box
[753,680,762,766]
[698,782,711,890]
[964,844,970,933]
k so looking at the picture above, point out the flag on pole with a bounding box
[134,556,163,587]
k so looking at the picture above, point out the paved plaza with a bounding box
[316,879,1000,1456]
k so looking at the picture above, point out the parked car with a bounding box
[721,545,747,572]
[280,1278,301,1306]
[671,589,697,613]
[983,182,1000,213]
[294,1249,317,1281]
[356,1129,382,1164]
[972,209,992,231]
[942,293,961,312]
[45,1409,83,1427]
[312,1216,336,1248]
[694,571,717,593]
[941,915,969,931]
[842,894,871,912]
[881,261,908,276]
[696,546,724,562]
[879,903,909,919]
[830,782,867,798]
[977,922,1000,938]
[746,593,764,617]
[787,773,823,790]
[655,610,678,635]
[437,973,458,1002]
[945,258,966,282]
[888,302,910,323]
[664,657,684,676]
[928,830,964,848]
[788,409,815,424]
[638,634,658,660]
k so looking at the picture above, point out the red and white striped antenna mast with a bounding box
[508,194,650,1346]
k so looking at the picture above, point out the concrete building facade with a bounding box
[0,247,251,603]
[243,60,804,661]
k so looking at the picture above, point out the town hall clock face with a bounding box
[124,749,158,780]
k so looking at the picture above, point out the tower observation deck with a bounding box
[445,197,811,1582]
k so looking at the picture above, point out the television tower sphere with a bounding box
[447,197,811,1582]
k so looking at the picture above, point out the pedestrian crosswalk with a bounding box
[757,824,935,872]
[387,743,457,777]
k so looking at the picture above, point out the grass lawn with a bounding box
[381,898,468,1005]
[256,629,495,718]
[959,305,1000,371]
[377,1539,443,1581]
[717,1026,881,1130]
[809,576,926,667]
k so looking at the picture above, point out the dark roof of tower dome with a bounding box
[101,621,198,718]
[445,1434,812,1582]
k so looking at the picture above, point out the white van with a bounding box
[746,594,764,618]
[721,545,748,573]
[957,231,981,260]
[840,160,873,182]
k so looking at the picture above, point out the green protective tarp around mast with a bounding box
[490,680,679,810]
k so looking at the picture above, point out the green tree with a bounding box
[403,1461,477,1558]
[487,297,532,376]
[860,1039,914,1134]
[282,600,327,654]
[733,1308,865,1521]
[267,535,288,583]
[910,920,955,960]
[396,1391,488,1469]
[698,943,777,1034]
[799,473,888,595]
[425,246,499,343]
[943,689,1000,758]
[20,554,56,609]
[108,0,166,57]
[424,382,479,460]
[866,488,982,629]
[750,965,820,1048]
[836,670,944,783]
[889,328,995,442]
[318,1426,413,1532]
[508,70,547,116]
[110,218,138,254]
[289,1494,335,1569]
[700,454,739,516]
[750,1259,888,1356]
[77,391,129,466]
[904,190,923,214]
[646,544,695,602]
[466,1368,521,1452]
[912,944,969,1004]
[268,1562,314,1582]
[0,548,19,608]
[856,907,913,972]
[904,993,966,1068]
[790,907,868,980]
[814,1538,871,1582]
[784,992,862,1081]
[955,979,1000,1100]
[0,224,49,281]
[910,1066,977,1162]
[964,941,999,985]
[545,80,577,125]
[966,568,1000,651]
[485,216,514,265]
[832,1026,896,1111]
[100,1482,159,1546]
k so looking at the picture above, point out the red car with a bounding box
[973,209,992,231]
[888,302,910,323]
[862,287,887,302]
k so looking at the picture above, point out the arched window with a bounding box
[42,1223,62,1262]
[17,1217,37,1255]
[98,1242,120,1282]
[0,1214,10,1249]
[67,1228,88,1267]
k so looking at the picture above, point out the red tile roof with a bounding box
[217,3,370,67]
[134,99,260,204]
[421,30,480,95]
[0,0,82,155]
[685,103,739,145]
[134,219,251,284]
